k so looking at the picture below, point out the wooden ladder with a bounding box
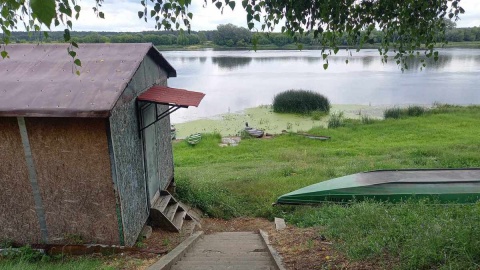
[149,190,194,232]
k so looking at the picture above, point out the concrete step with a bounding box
[169,232,277,270]
[186,250,270,258]
[171,266,275,270]
[179,257,273,263]
[172,261,275,269]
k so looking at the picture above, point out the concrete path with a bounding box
[170,232,277,270]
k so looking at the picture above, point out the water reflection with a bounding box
[211,57,252,70]
[163,49,480,123]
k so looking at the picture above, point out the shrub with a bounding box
[385,106,427,119]
[406,106,426,117]
[273,89,330,114]
[384,107,402,119]
[328,111,345,129]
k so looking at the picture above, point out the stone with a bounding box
[140,225,152,239]
[274,218,286,231]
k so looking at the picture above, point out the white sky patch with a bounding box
[45,0,480,32]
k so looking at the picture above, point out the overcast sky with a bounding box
[55,0,480,32]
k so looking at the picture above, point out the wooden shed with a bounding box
[0,43,204,246]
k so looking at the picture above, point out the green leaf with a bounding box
[63,29,71,41]
[187,12,193,19]
[74,5,81,13]
[215,2,222,9]
[138,11,144,18]
[345,59,349,64]
[74,59,82,67]
[30,0,56,28]
[228,2,235,10]
[248,22,254,30]
[242,0,248,8]
[322,53,327,60]
[75,70,80,76]
[1,51,8,59]
[71,41,78,48]
[323,63,328,70]
[99,12,105,19]
[68,50,76,58]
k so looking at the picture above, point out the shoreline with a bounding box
[172,104,428,139]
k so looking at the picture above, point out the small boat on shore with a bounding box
[245,122,264,138]
[186,133,202,145]
[276,168,480,204]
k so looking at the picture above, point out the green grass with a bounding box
[173,105,480,269]
[0,259,109,270]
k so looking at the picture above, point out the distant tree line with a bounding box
[9,22,480,48]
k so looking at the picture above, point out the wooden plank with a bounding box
[165,203,179,221]
[172,210,187,230]
[153,195,172,213]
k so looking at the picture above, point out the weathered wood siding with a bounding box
[156,104,174,189]
[109,54,173,246]
[0,117,42,244]
[26,118,120,244]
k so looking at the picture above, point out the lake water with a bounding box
[162,49,480,124]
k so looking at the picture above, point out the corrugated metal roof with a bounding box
[0,43,176,118]
[137,86,205,107]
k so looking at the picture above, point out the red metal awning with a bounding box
[137,85,205,107]
[136,85,205,132]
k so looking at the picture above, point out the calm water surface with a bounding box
[162,49,480,123]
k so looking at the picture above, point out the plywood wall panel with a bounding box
[0,117,42,244]
[109,54,171,246]
[26,118,120,245]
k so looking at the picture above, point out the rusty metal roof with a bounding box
[0,43,176,118]
[137,86,205,107]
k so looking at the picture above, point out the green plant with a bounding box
[0,239,13,249]
[327,111,344,129]
[273,90,330,114]
[406,105,426,117]
[311,110,327,120]
[162,238,171,246]
[64,234,84,245]
[384,107,402,119]
[1,245,46,263]
[360,115,375,124]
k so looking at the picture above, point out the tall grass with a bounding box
[327,111,344,128]
[285,201,480,269]
[384,106,426,119]
[0,245,108,270]
[273,89,330,114]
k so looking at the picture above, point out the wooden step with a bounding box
[149,190,195,232]
[172,210,187,230]
[165,202,179,221]
[153,194,172,212]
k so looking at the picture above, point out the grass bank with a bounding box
[173,105,480,269]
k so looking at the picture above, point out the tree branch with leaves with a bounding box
[0,0,465,70]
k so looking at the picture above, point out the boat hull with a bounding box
[276,169,480,204]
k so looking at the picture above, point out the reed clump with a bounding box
[273,89,330,114]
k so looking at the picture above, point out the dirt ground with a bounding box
[111,217,388,270]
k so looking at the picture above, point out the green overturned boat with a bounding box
[277,169,480,204]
